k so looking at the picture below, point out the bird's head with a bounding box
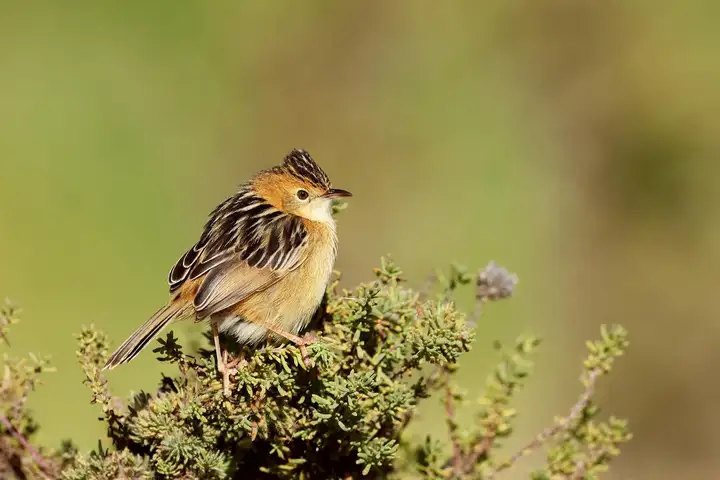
[252,149,352,223]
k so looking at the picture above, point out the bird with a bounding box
[103,149,352,395]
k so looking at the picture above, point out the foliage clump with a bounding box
[0,300,63,478]
[1,259,631,479]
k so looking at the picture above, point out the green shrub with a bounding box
[1,260,630,479]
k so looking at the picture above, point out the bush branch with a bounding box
[485,367,602,479]
[444,369,463,477]
[0,412,54,478]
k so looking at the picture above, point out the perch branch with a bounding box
[0,412,54,478]
[484,367,602,479]
[440,262,519,475]
[444,369,463,477]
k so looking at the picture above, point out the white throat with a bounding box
[302,198,336,225]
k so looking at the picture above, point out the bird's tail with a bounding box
[103,301,191,370]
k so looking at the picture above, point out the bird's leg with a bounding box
[222,348,246,371]
[212,323,224,371]
[212,323,232,396]
[264,325,317,367]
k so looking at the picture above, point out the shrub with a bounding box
[1,260,630,479]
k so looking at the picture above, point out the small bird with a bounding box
[103,149,351,395]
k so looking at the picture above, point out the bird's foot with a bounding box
[264,326,319,368]
[218,350,246,396]
[297,332,319,368]
[300,331,318,345]
[226,352,247,371]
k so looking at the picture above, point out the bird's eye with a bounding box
[296,189,309,200]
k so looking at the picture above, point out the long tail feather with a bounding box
[103,302,190,370]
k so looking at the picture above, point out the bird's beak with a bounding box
[323,188,352,199]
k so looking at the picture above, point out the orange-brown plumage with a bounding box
[103,149,351,394]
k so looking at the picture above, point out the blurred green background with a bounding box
[1,2,719,478]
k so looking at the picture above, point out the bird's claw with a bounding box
[219,350,247,396]
[299,331,318,346]
[299,345,312,368]
[298,332,318,367]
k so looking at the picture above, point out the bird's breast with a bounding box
[230,222,337,329]
[290,222,338,313]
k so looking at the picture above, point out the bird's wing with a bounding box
[167,187,309,319]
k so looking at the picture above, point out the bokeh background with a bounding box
[1,2,719,478]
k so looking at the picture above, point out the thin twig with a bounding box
[464,424,496,472]
[0,412,54,478]
[569,443,609,479]
[11,382,34,425]
[437,262,519,475]
[443,369,463,477]
[440,409,498,475]
[466,300,485,330]
[485,368,602,479]
[569,459,587,479]
[0,299,18,347]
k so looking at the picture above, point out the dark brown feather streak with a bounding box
[275,149,330,190]
[168,186,307,296]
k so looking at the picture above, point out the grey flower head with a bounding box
[476,262,518,301]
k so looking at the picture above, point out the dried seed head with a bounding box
[476,262,518,302]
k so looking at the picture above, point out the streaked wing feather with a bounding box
[167,185,308,318]
[186,251,233,282]
[169,242,203,292]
